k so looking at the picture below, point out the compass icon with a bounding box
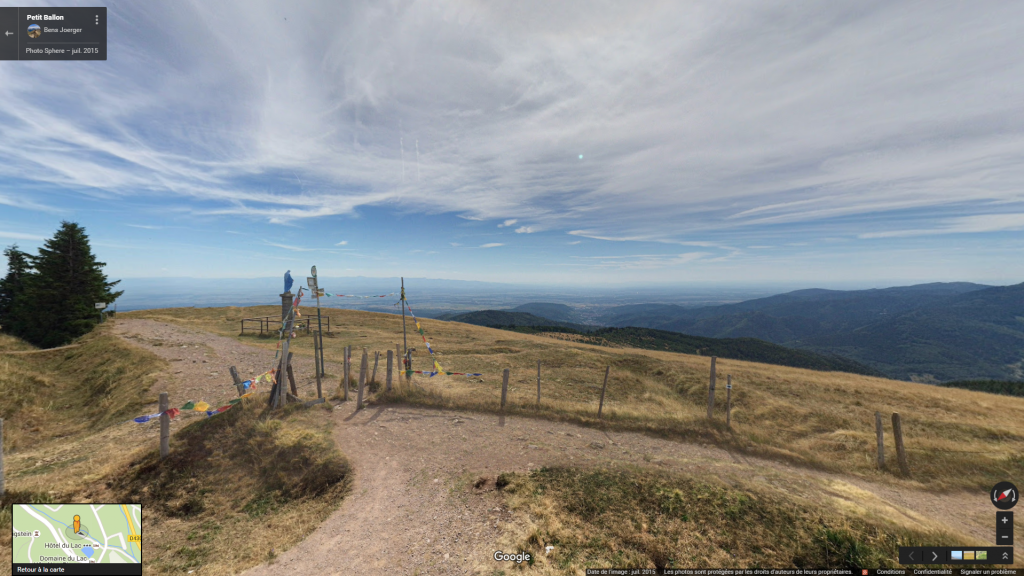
[991,481,1018,510]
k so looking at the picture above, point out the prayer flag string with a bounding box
[322,292,396,299]
[402,298,482,378]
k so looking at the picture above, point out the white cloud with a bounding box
[515,226,535,234]
[568,240,581,245]
[0,230,45,241]
[0,0,1022,253]
[336,240,348,245]
[480,243,504,248]
[449,242,462,247]
[126,224,162,230]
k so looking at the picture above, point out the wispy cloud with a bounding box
[126,224,162,230]
[3,1,1020,242]
[0,230,45,241]
[336,240,348,245]
[859,213,1024,239]
[570,252,714,270]
[480,243,504,248]
[264,241,316,252]
[2,2,1023,282]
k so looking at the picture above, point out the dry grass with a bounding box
[123,305,1024,490]
[110,398,350,575]
[0,324,349,575]
[492,466,977,573]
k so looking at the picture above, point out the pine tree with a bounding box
[14,222,123,348]
[0,244,33,332]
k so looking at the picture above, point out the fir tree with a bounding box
[0,244,33,332]
[14,222,123,348]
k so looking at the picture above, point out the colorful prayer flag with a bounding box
[181,401,195,410]
[194,401,210,411]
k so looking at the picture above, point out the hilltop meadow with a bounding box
[124,305,1024,492]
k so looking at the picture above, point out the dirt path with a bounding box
[113,319,1020,574]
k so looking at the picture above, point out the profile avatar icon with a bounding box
[27,23,41,38]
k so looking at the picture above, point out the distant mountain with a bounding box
[598,283,992,339]
[438,310,593,332]
[598,282,1023,382]
[511,302,579,323]
[799,283,1024,382]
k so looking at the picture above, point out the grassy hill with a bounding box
[936,380,1024,397]
[440,309,594,332]
[591,327,878,375]
[511,302,580,322]
[126,305,1024,492]
[498,325,878,375]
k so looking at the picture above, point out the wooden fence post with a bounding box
[314,332,323,399]
[371,351,379,384]
[386,349,393,392]
[346,346,352,387]
[357,348,368,410]
[598,365,610,419]
[536,360,542,407]
[875,412,885,469]
[0,417,5,497]
[501,368,509,410]
[229,366,244,396]
[892,413,910,476]
[707,357,717,420]
[286,352,297,396]
[159,392,170,460]
[341,345,350,401]
[726,375,732,427]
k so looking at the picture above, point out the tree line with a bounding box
[0,221,122,348]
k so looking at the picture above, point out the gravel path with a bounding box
[112,319,1020,574]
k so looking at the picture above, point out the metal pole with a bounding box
[314,269,325,377]
[314,331,323,399]
[400,277,408,363]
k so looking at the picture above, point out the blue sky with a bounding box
[2,1,1024,286]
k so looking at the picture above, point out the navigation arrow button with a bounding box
[931,551,938,561]
[4,31,12,37]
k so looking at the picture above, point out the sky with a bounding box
[1,0,1024,287]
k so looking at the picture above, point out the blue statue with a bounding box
[284,270,294,293]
